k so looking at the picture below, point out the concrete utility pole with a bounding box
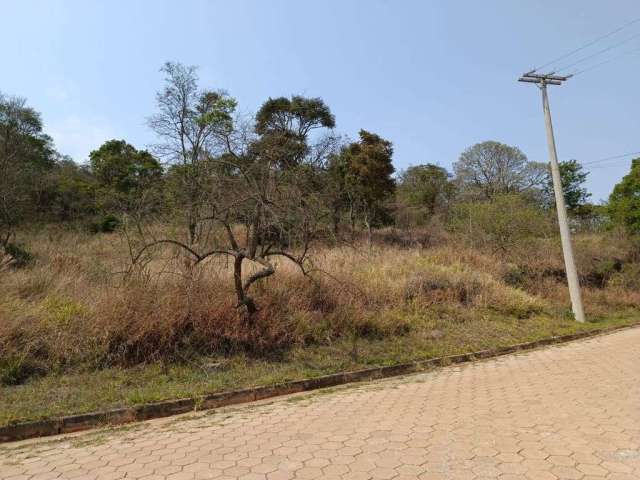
[518,71,585,323]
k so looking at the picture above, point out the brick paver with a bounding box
[2,327,640,479]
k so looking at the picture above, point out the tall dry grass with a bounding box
[1,225,638,385]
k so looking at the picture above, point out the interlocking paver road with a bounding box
[2,327,640,480]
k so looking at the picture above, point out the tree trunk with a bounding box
[364,212,372,248]
[233,254,258,316]
[188,218,197,245]
[332,203,340,239]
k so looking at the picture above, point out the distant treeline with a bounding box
[2,62,639,258]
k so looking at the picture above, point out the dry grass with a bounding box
[0,224,639,424]
[0,224,638,421]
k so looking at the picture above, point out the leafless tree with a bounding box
[454,141,547,200]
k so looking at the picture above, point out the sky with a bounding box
[1,0,639,202]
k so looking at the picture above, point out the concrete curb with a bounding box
[1,322,636,443]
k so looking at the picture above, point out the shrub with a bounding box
[502,263,527,288]
[608,263,640,290]
[404,264,545,317]
[0,354,46,386]
[448,194,552,251]
[1,242,33,269]
[89,214,120,233]
[0,227,636,386]
[405,268,483,305]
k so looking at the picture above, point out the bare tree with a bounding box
[454,141,546,200]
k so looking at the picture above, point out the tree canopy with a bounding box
[253,96,335,169]
[454,141,546,200]
[397,164,455,217]
[608,158,640,235]
[147,62,237,243]
[543,159,591,212]
[255,96,335,137]
[90,140,162,195]
[0,93,56,245]
[328,130,395,235]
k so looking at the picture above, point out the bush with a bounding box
[404,264,545,317]
[503,263,527,288]
[0,227,637,386]
[1,242,33,268]
[448,194,553,250]
[608,263,640,290]
[0,355,45,386]
[89,214,121,233]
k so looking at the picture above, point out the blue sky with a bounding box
[2,0,639,201]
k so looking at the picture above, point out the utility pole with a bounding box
[518,71,585,323]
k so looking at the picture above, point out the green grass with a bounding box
[1,310,636,427]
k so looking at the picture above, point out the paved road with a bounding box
[2,328,640,480]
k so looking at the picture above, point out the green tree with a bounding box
[543,159,591,212]
[253,96,335,170]
[255,95,335,137]
[449,194,552,251]
[608,158,640,234]
[396,164,455,225]
[90,140,162,193]
[148,62,236,243]
[89,139,162,212]
[0,92,56,247]
[45,157,97,222]
[137,65,336,316]
[330,130,395,239]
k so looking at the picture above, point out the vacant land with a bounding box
[1,226,638,426]
[3,61,640,430]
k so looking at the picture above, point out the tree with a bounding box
[148,62,237,244]
[326,145,351,236]
[89,139,162,213]
[135,63,336,316]
[0,92,55,248]
[396,164,455,225]
[90,140,162,193]
[542,159,591,212]
[453,141,546,200]
[608,158,640,235]
[44,156,97,222]
[329,130,395,239]
[255,95,335,137]
[253,96,335,170]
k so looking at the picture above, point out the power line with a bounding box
[581,150,640,166]
[586,161,636,170]
[572,45,640,76]
[533,17,640,72]
[554,31,640,73]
